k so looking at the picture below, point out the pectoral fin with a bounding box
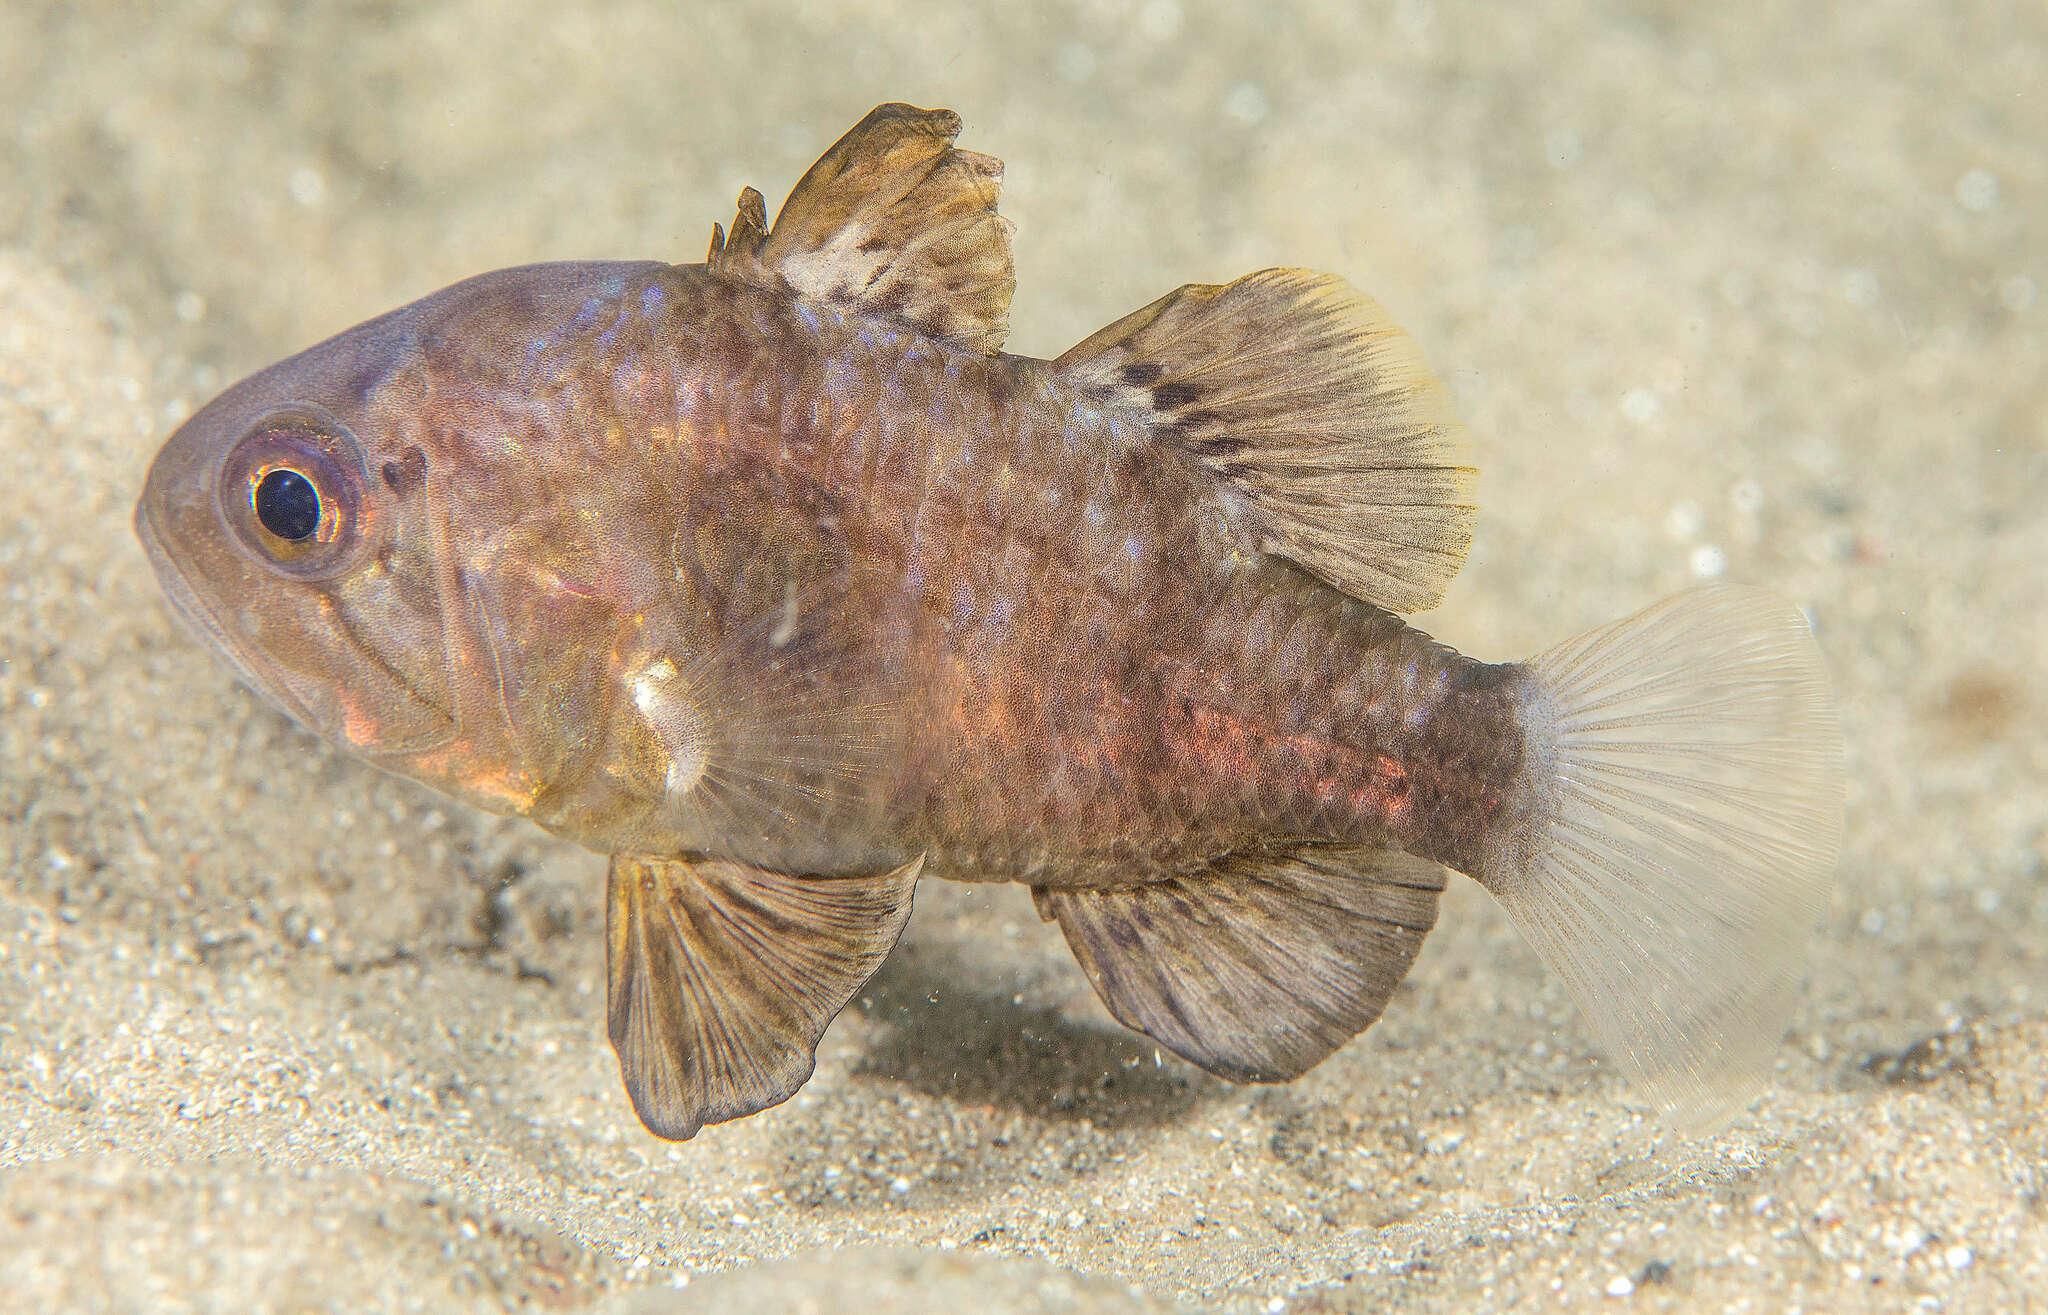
[605,851,922,1140]
[1039,845,1446,1083]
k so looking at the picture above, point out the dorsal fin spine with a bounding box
[702,104,1015,355]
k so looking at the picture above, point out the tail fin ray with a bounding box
[1489,587,1844,1128]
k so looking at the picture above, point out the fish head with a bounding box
[135,305,461,761]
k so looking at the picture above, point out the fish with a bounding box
[135,104,1844,1141]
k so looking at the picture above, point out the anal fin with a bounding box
[605,851,921,1140]
[1039,845,1446,1083]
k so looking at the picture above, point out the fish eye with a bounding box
[218,410,369,579]
[254,468,322,541]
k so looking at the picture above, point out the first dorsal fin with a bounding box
[1038,844,1447,1083]
[707,103,1015,354]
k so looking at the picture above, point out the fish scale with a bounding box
[706,276,1532,886]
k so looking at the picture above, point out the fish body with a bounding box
[137,106,1843,1140]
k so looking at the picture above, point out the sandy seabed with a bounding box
[2,3,2043,1311]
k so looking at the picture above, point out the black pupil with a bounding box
[254,468,322,541]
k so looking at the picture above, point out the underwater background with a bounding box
[2,1,2042,1309]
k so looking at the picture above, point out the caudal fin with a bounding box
[1487,587,1844,1129]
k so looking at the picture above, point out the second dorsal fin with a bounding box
[707,103,1016,354]
[1057,269,1479,614]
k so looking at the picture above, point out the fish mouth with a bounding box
[134,503,324,733]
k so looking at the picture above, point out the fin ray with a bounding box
[1486,587,1844,1129]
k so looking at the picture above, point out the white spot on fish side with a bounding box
[770,581,801,648]
[628,656,708,799]
[665,756,704,800]
[630,657,677,714]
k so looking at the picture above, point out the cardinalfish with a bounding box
[135,105,1843,1140]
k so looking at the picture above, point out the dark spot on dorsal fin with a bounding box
[868,284,912,318]
[1185,433,1252,460]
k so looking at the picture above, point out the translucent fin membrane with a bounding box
[1495,587,1844,1129]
